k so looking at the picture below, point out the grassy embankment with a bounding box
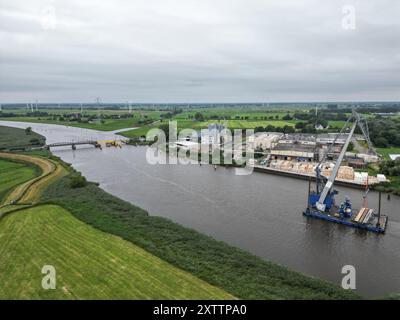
[0,159,39,203]
[0,110,165,132]
[0,152,233,299]
[0,205,233,299]
[0,152,66,207]
[0,125,45,150]
[42,167,359,300]
[0,147,359,298]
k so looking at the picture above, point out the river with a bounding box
[1,120,400,298]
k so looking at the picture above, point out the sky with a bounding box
[0,0,399,103]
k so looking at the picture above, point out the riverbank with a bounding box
[0,151,235,299]
[39,152,358,299]
[0,123,359,299]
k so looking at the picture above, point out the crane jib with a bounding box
[316,121,358,212]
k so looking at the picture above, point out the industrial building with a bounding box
[270,134,317,161]
[253,132,282,150]
[316,133,348,146]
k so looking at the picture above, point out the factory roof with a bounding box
[272,143,316,153]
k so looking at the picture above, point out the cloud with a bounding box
[0,0,399,103]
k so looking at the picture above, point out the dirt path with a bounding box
[0,152,68,206]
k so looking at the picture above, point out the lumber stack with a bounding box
[353,207,374,224]
[337,166,355,181]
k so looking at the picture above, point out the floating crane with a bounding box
[304,110,388,233]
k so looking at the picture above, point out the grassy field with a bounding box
[1,108,166,132]
[2,117,151,132]
[3,107,350,136]
[0,125,45,149]
[0,205,233,299]
[119,119,296,139]
[179,119,295,129]
[0,152,67,206]
[42,172,359,300]
[0,159,39,203]
[174,109,295,120]
[377,147,400,160]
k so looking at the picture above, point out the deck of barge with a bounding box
[303,207,388,233]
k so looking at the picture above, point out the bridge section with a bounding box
[46,140,100,150]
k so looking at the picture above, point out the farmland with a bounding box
[0,149,234,299]
[376,147,400,161]
[0,205,234,299]
[0,125,45,149]
[0,159,39,203]
[0,152,67,206]
[1,106,351,139]
[1,115,160,132]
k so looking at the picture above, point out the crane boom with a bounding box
[316,121,357,212]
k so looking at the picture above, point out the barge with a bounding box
[302,110,388,234]
[303,203,388,234]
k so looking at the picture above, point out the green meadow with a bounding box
[0,205,233,299]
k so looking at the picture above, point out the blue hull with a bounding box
[303,208,387,234]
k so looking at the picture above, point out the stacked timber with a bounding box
[337,166,355,181]
[362,209,374,224]
[322,167,332,177]
[353,208,367,222]
[353,208,374,224]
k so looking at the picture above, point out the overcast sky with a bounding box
[0,0,399,103]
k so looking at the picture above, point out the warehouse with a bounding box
[253,132,283,150]
[270,134,317,161]
[270,143,317,161]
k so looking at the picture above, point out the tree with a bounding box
[194,112,204,121]
[29,138,41,145]
[295,122,306,129]
[315,119,329,128]
[25,127,32,135]
[69,174,87,188]
[264,125,276,132]
[374,137,389,148]
[159,124,171,141]
[282,125,295,134]
[282,113,293,121]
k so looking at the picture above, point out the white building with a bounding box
[389,154,400,161]
[316,133,348,146]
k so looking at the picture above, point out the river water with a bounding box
[1,121,400,298]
